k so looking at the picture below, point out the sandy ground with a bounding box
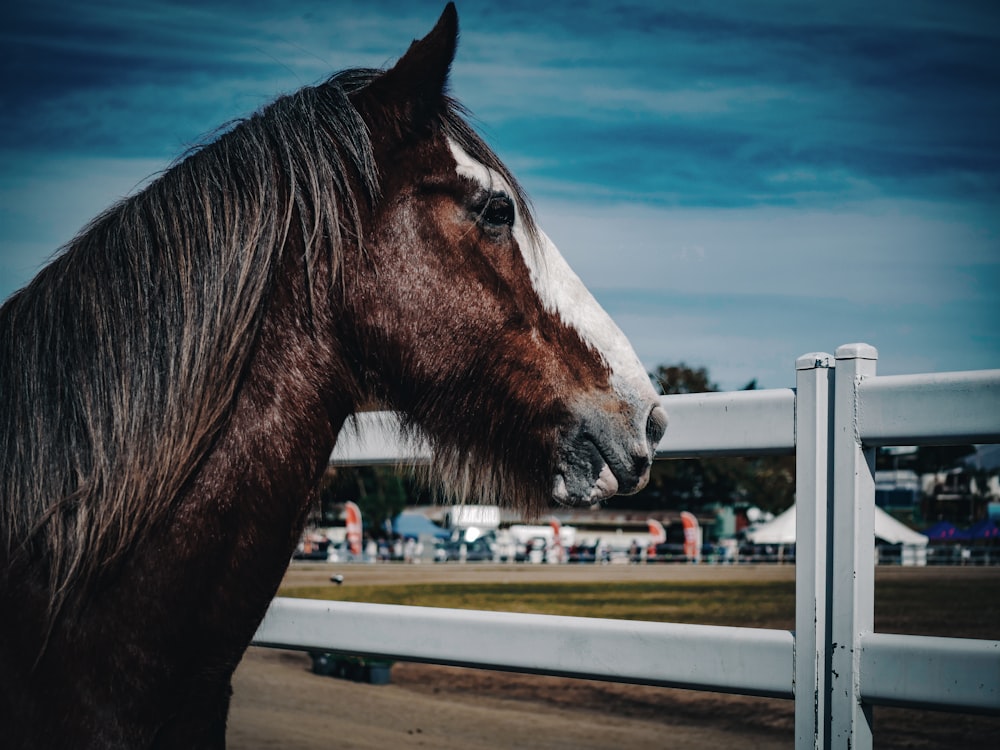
[228,563,999,749]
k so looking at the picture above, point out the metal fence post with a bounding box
[830,343,878,749]
[795,353,835,750]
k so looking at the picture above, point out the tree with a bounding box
[317,465,412,535]
[651,363,717,395]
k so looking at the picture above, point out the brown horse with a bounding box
[0,5,665,747]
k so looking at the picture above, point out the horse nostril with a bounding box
[632,452,651,477]
[646,404,667,447]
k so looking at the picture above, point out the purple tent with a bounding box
[965,518,1000,540]
[922,521,968,541]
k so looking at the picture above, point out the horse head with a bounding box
[339,5,667,515]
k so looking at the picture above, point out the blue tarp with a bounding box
[392,512,450,539]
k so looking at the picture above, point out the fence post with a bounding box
[830,343,878,749]
[794,353,835,750]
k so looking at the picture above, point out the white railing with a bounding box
[253,344,1000,749]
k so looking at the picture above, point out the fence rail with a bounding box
[254,343,1000,749]
[254,598,795,698]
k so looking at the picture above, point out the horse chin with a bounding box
[551,442,645,507]
[551,401,663,507]
[551,466,615,507]
[552,460,655,507]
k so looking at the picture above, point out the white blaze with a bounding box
[448,139,657,409]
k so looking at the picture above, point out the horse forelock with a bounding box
[0,70,382,617]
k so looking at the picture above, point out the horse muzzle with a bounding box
[552,399,667,506]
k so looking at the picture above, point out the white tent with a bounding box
[744,505,796,545]
[745,504,928,547]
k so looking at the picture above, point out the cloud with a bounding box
[6,2,999,212]
[601,288,999,391]
[535,196,999,388]
[1,0,997,389]
[447,2,1000,214]
[535,197,997,303]
[0,153,169,297]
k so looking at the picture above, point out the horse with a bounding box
[0,4,666,747]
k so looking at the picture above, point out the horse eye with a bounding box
[481,194,515,227]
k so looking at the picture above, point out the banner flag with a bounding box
[647,518,667,545]
[647,518,666,556]
[345,501,363,557]
[549,517,563,563]
[680,511,700,562]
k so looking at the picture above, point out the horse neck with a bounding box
[171,238,359,571]
[227,242,357,494]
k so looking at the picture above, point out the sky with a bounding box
[2,0,998,391]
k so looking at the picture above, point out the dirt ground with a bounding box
[228,564,999,749]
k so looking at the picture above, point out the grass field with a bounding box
[279,569,1000,639]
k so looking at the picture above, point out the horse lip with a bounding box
[553,406,659,505]
[597,430,657,497]
[552,474,570,504]
[553,437,627,506]
[589,462,620,501]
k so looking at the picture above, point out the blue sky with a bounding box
[2,0,998,390]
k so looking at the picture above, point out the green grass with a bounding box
[279,576,999,638]
[280,580,796,628]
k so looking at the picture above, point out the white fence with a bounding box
[253,343,1000,749]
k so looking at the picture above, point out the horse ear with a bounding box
[361,3,458,125]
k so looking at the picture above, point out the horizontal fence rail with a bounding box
[856,369,1000,446]
[255,598,794,698]
[329,412,430,466]
[860,633,1000,714]
[255,344,1000,750]
[331,387,797,464]
[652,388,795,457]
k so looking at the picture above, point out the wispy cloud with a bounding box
[539,198,997,301]
[2,0,997,388]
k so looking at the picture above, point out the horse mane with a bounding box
[0,62,534,617]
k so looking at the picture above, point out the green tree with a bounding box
[652,363,718,395]
[317,465,412,535]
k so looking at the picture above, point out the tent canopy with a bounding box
[922,521,965,541]
[965,518,999,540]
[745,504,928,546]
[745,506,796,545]
[392,512,450,539]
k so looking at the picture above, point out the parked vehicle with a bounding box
[566,543,597,563]
[293,536,330,560]
[434,536,495,562]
